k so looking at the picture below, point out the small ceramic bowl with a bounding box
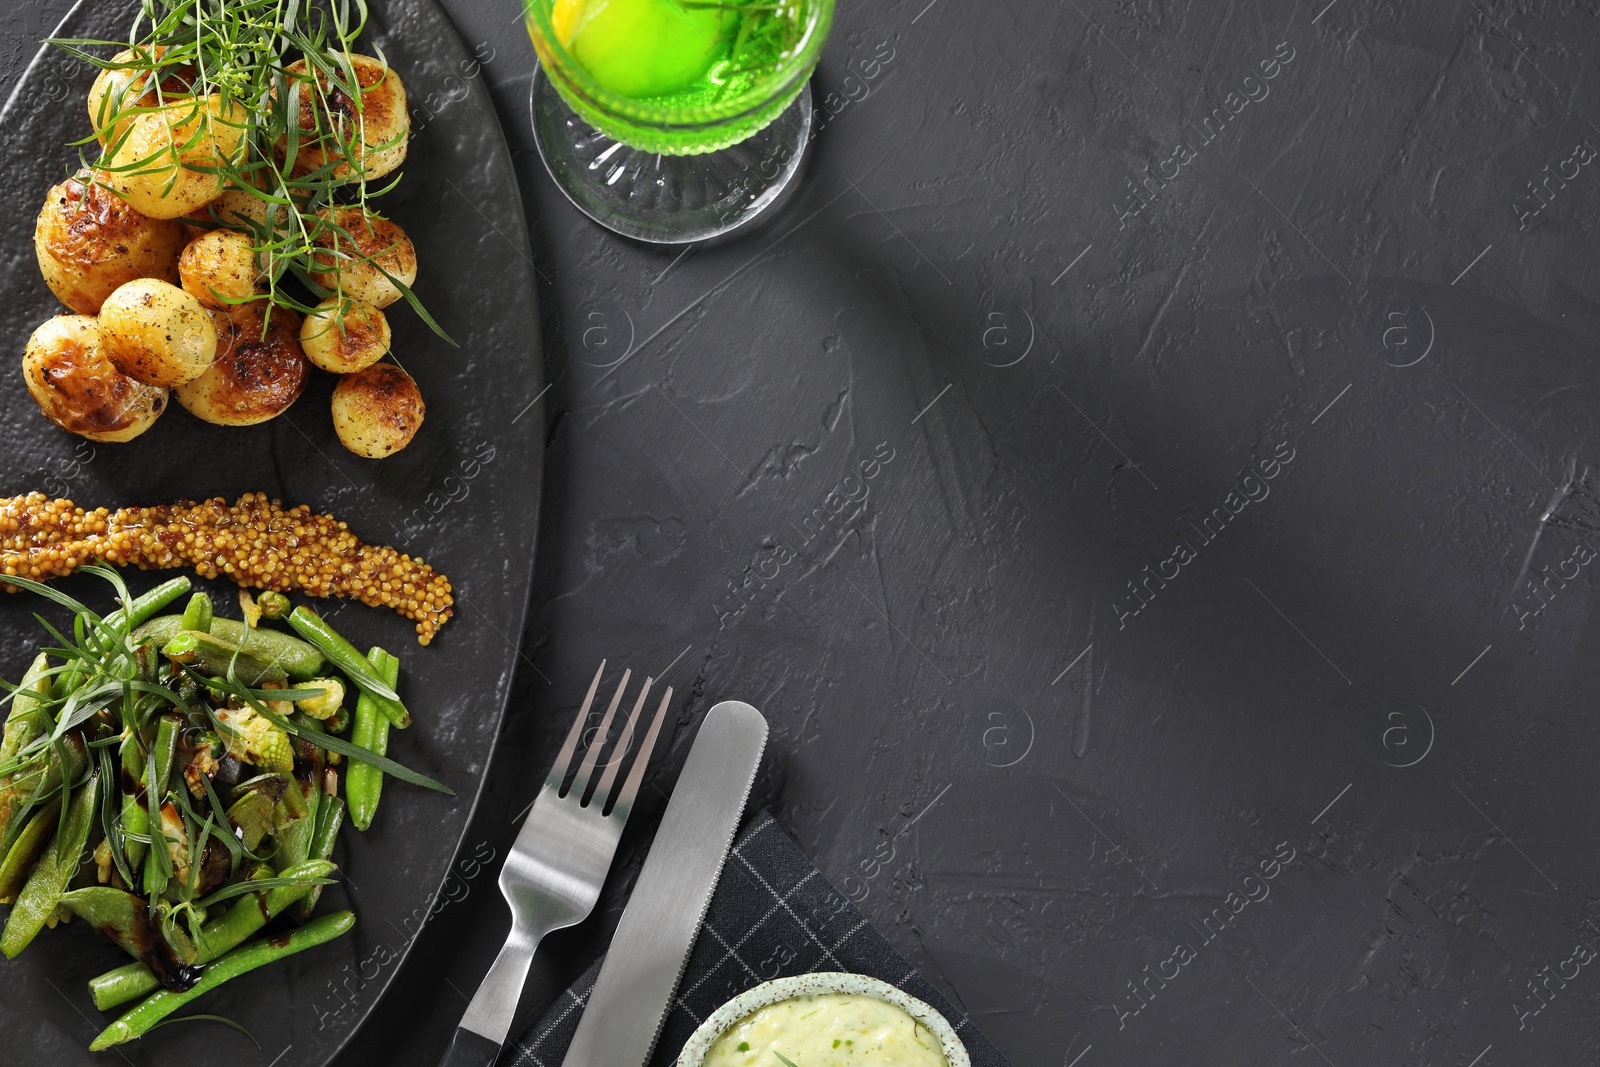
[676,972,970,1067]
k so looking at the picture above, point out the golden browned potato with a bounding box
[34,170,184,315]
[179,230,263,308]
[299,297,390,373]
[174,305,308,426]
[99,278,218,387]
[22,315,168,443]
[101,95,247,219]
[309,207,416,309]
[283,53,409,180]
[331,363,423,458]
[86,45,193,147]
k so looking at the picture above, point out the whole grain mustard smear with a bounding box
[703,993,946,1067]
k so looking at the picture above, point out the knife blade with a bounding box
[561,699,768,1067]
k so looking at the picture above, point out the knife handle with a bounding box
[439,1027,502,1067]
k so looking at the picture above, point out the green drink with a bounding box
[526,0,835,241]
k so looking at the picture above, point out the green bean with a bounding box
[161,631,287,687]
[288,607,409,727]
[179,592,213,634]
[0,800,59,905]
[118,733,148,873]
[95,577,191,654]
[1,771,98,958]
[346,647,397,831]
[132,617,324,680]
[123,578,192,629]
[297,796,345,921]
[90,909,356,1050]
[87,859,335,1011]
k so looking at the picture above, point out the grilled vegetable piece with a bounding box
[214,705,293,773]
[294,677,345,720]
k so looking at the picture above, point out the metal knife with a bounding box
[561,699,768,1067]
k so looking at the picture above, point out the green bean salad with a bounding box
[0,567,449,1049]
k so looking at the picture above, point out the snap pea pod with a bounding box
[297,796,345,920]
[1,771,98,959]
[347,647,398,831]
[179,592,213,634]
[161,631,287,687]
[90,909,356,1050]
[132,616,324,680]
[0,734,86,859]
[58,887,146,957]
[86,859,336,1011]
[142,718,180,895]
[288,607,409,727]
[0,652,51,767]
[0,800,59,904]
[0,653,53,848]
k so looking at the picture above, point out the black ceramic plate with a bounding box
[0,2,542,1063]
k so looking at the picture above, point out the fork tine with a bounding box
[611,686,671,816]
[592,676,654,809]
[568,668,630,800]
[546,661,605,791]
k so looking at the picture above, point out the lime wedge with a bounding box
[565,0,730,98]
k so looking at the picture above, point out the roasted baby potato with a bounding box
[101,95,247,219]
[309,207,416,309]
[100,278,219,387]
[299,297,390,373]
[34,170,184,315]
[22,315,168,443]
[175,304,308,426]
[86,45,193,147]
[283,53,408,181]
[331,363,423,458]
[179,230,264,308]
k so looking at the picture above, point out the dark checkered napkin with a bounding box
[508,811,1008,1067]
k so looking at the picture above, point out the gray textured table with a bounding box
[8,1,1600,1065]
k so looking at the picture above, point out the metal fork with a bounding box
[441,662,672,1067]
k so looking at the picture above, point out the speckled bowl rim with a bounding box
[676,972,970,1067]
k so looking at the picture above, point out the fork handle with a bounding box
[440,1027,503,1067]
[447,930,539,1062]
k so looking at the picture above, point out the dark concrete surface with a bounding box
[9,1,1600,1065]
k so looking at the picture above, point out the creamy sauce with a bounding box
[703,993,947,1067]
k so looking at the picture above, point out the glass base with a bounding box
[530,69,813,244]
